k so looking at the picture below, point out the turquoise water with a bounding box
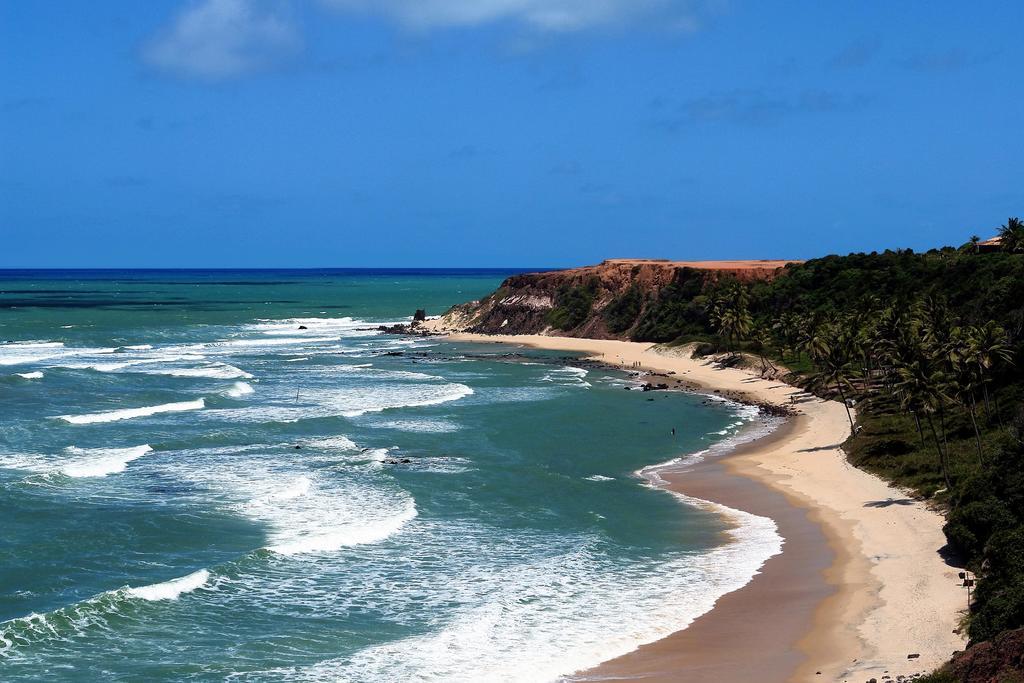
[0,270,779,682]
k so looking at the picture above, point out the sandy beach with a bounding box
[443,332,967,682]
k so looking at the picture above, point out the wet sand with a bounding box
[575,417,858,683]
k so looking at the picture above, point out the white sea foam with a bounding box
[126,569,210,601]
[0,341,65,366]
[210,383,473,424]
[272,498,780,683]
[399,455,474,474]
[371,418,461,433]
[84,354,206,373]
[361,447,392,463]
[57,399,205,424]
[0,444,153,478]
[247,317,396,339]
[304,435,358,451]
[479,386,558,404]
[158,363,253,379]
[540,365,591,387]
[0,452,53,475]
[185,461,421,556]
[147,443,418,559]
[0,341,125,368]
[61,445,153,477]
[266,498,417,555]
[339,383,474,417]
[226,382,255,398]
[86,359,249,379]
[15,371,43,379]
[269,476,312,500]
[584,475,614,482]
[220,336,342,348]
[87,360,146,372]
[636,397,777,485]
[330,365,439,381]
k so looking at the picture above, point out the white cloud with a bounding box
[319,0,696,32]
[144,0,300,80]
[143,0,704,81]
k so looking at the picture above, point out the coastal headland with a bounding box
[430,259,801,340]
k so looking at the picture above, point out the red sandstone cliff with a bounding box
[432,258,799,338]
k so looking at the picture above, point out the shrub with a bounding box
[546,281,597,330]
[971,528,1024,642]
[605,286,644,334]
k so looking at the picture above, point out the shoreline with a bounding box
[573,417,843,683]
[440,332,966,682]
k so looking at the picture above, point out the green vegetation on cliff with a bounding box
[604,285,644,334]
[627,269,709,341]
[546,280,597,330]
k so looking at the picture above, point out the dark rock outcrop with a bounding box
[942,627,1024,682]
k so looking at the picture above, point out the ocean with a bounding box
[0,270,780,682]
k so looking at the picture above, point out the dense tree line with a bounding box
[605,219,1024,647]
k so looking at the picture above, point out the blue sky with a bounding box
[1,1,1021,267]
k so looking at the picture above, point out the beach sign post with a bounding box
[959,571,975,609]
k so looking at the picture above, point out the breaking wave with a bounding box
[125,570,210,601]
[156,363,252,380]
[226,382,255,398]
[61,445,153,478]
[0,569,210,658]
[56,399,205,424]
[266,499,418,556]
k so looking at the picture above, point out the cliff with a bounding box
[430,258,799,338]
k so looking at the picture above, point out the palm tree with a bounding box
[870,307,901,387]
[969,235,981,254]
[722,307,753,355]
[949,327,985,464]
[751,328,778,377]
[852,309,879,388]
[797,314,830,365]
[772,312,802,363]
[916,296,953,351]
[998,216,1024,253]
[968,321,1013,422]
[709,284,752,356]
[805,320,858,431]
[705,290,727,347]
[894,355,953,490]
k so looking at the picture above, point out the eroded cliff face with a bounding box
[945,627,1024,682]
[431,259,798,338]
